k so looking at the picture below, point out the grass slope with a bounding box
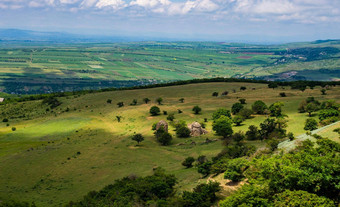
[0,82,339,206]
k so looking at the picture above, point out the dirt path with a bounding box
[278,121,340,152]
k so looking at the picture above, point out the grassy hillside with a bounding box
[1,41,340,94]
[0,82,339,206]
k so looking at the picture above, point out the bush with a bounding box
[106,99,112,104]
[269,102,284,117]
[163,110,168,115]
[232,103,244,115]
[240,86,247,90]
[318,109,340,121]
[176,126,191,138]
[197,161,213,177]
[149,106,161,116]
[192,105,202,114]
[2,118,8,122]
[246,125,260,140]
[156,97,163,105]
[279,92,286,97]
[143,98,150,104]
[182,182,221,207]
[304,118,318,131]
[177,109,182,113]
[232,132,245,143]
[287,132,295,141]
[212,92,219,97]
[179,98,184,103]
[117,102,124,107]
[182,157,195,168]
[157,131,172,146]
[224,158,250,182]
[274,190,335,207]
[267,139,279,151]
[252,100,268,114]
[172,120,187,131]
[12,127,16,131]
[130,99,137,105]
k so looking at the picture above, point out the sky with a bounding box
[1,0,340,42]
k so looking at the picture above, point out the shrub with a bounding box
[269,102,284,117]
[246,125,260,140]
[166,113,175,121]
[240,86,247,90]
[212,92,218,97]
[106,99,112,104]
[12,127,16,131]
[116,116,122,122]
[288,132,295,141]
[176,126,191,138]
[197,161,213,177]
[177,109,182,114]
[179,98,184,103]
[163,110,168,115]
[318,109,340,121]
[192,106,202,114]
[224,158,250,182]
[2,118,8,122]
[157,132,172,146]
[182,182,221,207]
[204,118,208,122]
[149,106,161,116]
[279,92,286,97]
[143,98,150,104]
[132,133,144,145]
[274,190,335,207]
[321,88,326,95]
[232,103,244,115]
[232,132,245,143]
[221,91,229,96]
[130,99,137,105]
[252,100,268,114]
[304,118,318,131]
[267,139,279,151]
[182,157,195,168]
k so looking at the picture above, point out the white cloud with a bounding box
[95,0,127,9]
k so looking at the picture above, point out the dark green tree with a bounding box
[149,106,161,116]
[192,105,202,114]
[232,102,244,115]
[252,100,268,114]
[132,133,144,145]
[304,118,318,131]
[212,115,233,139]
[182,157,195,168]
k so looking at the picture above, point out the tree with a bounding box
[274,190,335,207]
[224,158,249,182]
[240,86,247,91]
[238,108,253,119]
[163,110,168,115]
[304,118,318,131]
[197,155,207,165]
[287,132,295,141]
[268,82,278,89]
[212,115,233,139]
[2,118,8,122]
[233,116,244,126]
[212,92,218,97]
[197,161,213,177]
[106,99,112,104]
[279,92,286,97]
[232,132,245,143]
[246,125,260,140]
[167,113,175,121]
[232,103,244,115]
[182,157,195,168]
[239,98,246,104]
[192,106,202,114]
[269,102,284,117]
[149,106,161,116]
[117,102,124,107]
[306,102,318,117]
[11,127,16,131]
[179,98,184,103]
[143,98,150,104]
[156,97,163,105]
[176,126,191,138]
[267,139,279,151]
[182,182,221,207]
[132,133,144,145]
[130,99,137,105]
[116,116,122,122]
[252,100,268,114]
[157,132,172,146]
[321,88,327,95]
[212,108,231,121]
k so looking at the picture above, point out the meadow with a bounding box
[0,41,340,94]
[0,82,339,206]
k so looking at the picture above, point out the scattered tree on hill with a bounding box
[116,116,122,122]
[238,108,253,119]
[181,181,221,207]
[274,190,336,207]
[117,102,124,107]
[2,118,8,122]
[197,161,213,177]
[233,116,244,126]
[182,157,195,168]
[132,133,144,145]
[269,102,284,117]
[240,86,247,91]
[268,82,278,89]
[279,92,286,97]
[224,158,249,182]
[246,125,260,140]
[42,96,62,109]
[143,98,150,104]
[287,132,295,141]
[179,98,184,103]
[321,88,327,95]
[232,132,245,143]
[176,126,191,138]
[197,155,207,165]
[212,92,219,97]
[11,127,16,131]
[163,110,167,115]
[212,115,233,139]
[106,99,112,104]
[212,108,232,121]
[304,118,318,131]
[167,113,175,121]
[232,103,244,115]
[221,91,229,96]
[149,106,161,116]
[130,99,137,105]
[156,97,163,105]
[252,100,268,114]
[192,105,202,114]
[177,109,183,114]
[267,139,279,151]
[306,102,318,117]
[157,131,172,146]
[239,98,246,104]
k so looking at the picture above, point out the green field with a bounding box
[0,82,339,206]
[1,41,340,94]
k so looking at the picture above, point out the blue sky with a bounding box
[1,0,340,42]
